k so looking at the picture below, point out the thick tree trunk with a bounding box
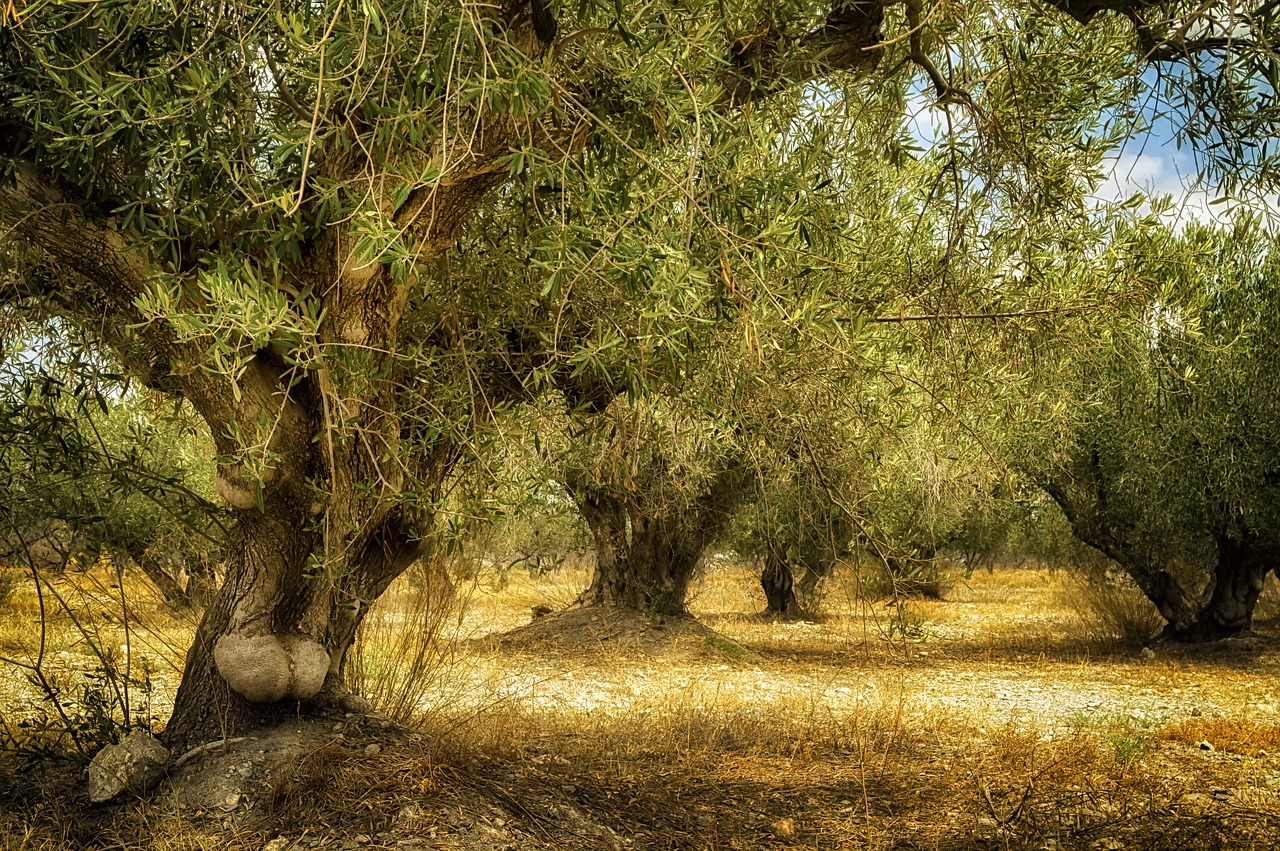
[163,507,321,753]
[1041,473,1276,643]
[162,492,437,752]
[568,467,746,616]
[574,499,706,615]
[761,550,798,616]
[1144,531,1275,642]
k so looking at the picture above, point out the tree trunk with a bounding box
[573,496,706,615]
[1041,474,1276,643]
[163,506,321,752]
[1146,531,1276,642]
[161,444,445,754]
[567,467,746,616]
[761,550,798,616]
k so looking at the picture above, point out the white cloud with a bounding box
[1094,147,1276,230]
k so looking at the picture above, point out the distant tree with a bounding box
[1022,220,1280,641]
[559,396,750,615]
[748,475,856,616]
[0,328,224,606]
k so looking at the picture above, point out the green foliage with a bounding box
[1008,216,1280,635]
[2,650,156,764]
[0,326,224,593]
[6,0,1280,740]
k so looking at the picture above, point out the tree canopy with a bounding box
[4,0,1280,749]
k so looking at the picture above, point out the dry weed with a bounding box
[1161,717,1280,755]
[348,558,467,725]
[1058,571,1165,647]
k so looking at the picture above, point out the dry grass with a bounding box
[3,561,1280,849]
[348,559,467,725]
[0,558,194,758]
[1162,717,1280,755]
[1056,570,1166,647]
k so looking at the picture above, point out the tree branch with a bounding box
[718,1,886,106]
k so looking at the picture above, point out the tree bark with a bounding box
[163,506,321,753]
[567,466,746,616]
[162,440,453,753]
[572,493,706,615]
[761,549,798,616]
[1148,530,1276,642]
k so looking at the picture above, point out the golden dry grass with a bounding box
[2,560,1279,850]
[1161,717,1280,755]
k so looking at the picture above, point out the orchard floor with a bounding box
[3,564,1280,850]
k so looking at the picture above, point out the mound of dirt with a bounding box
[484,605,756,663]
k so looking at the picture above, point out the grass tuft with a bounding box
[1161,717,1280,755]
[1058,570,1165,647]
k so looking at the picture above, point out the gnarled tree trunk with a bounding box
[1041,461,1277,643]
[1143,530,1276,642]
[567,467,746,616]
[760,549,798,616]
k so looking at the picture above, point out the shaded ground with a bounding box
[2,564,1280,849]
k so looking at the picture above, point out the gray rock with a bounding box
[395,804,423,825]
[88,730,170,803]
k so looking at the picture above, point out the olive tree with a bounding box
[0,325,224,605]
[3,0,1275,750]
[1025,219,1280,641]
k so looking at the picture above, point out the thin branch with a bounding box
[853,302,1106,324]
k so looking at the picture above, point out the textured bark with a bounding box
[761,550,798,616]
[568,467,747,615]
[1154,531,1276,642]
[163,507,320,753]
[573,493,706,614]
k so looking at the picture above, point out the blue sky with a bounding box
[902,69,1268,230]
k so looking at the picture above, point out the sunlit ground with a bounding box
[3,560,1280,849]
